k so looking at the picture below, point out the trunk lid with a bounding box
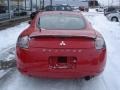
[29,30,96,49]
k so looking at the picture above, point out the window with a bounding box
[38,14,86,30]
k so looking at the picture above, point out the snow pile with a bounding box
[85,12,120,90]
[0,22,29,79]
[0,23,29,80]
[0,22,29,52]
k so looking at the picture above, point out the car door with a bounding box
[117,10,120,22]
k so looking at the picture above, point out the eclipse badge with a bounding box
[60,41,66,46]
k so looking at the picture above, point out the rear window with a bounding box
[38,14,86,30]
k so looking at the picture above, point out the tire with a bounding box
[111,17,119,22]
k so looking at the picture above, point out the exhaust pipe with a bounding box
[84,76,93,81]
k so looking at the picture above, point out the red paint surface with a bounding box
[16,11,107,78]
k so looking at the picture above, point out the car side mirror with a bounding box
[28,21,31,24]
[30,11,38,20]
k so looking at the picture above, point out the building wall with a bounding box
[44,0,89,7]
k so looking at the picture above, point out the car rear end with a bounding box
[16,12,106,78]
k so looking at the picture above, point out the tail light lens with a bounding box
[95,37,106,50]
[17,36,29,48]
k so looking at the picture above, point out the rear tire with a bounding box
[111,17,119,22]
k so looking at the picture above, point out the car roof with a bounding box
[46,4,70,7]
[38,11,83,17]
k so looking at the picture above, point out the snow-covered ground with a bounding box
[0,23,29,78]
[0,22,29,52]
[0,9,120,90]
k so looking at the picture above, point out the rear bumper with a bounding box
[18,68,103,78]
[16,47,107,78]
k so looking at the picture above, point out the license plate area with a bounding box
[58,57,67,63]
[49,56,77,69]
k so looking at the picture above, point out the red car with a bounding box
[16,11,107,80]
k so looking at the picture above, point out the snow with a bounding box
[85,12,120,90]
[0,70,11,79]
[0,22,29,52]
[0,9,120,90]
[0,22,29,79]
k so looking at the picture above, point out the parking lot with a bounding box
[0,9,120,90]
[0,0,120,89]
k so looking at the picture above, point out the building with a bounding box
[44,0,89,7]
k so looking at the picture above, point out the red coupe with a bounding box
[16,11,107,80]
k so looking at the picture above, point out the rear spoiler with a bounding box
[30,34,96,39]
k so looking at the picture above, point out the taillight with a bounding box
[95,37,106,50]
[17,36,29,48]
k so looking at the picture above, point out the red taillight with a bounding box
[95,37,106,50]
[17,36,29,48]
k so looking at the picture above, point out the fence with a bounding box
[0,0,45,22]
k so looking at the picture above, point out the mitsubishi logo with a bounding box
[60,41,66,46]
